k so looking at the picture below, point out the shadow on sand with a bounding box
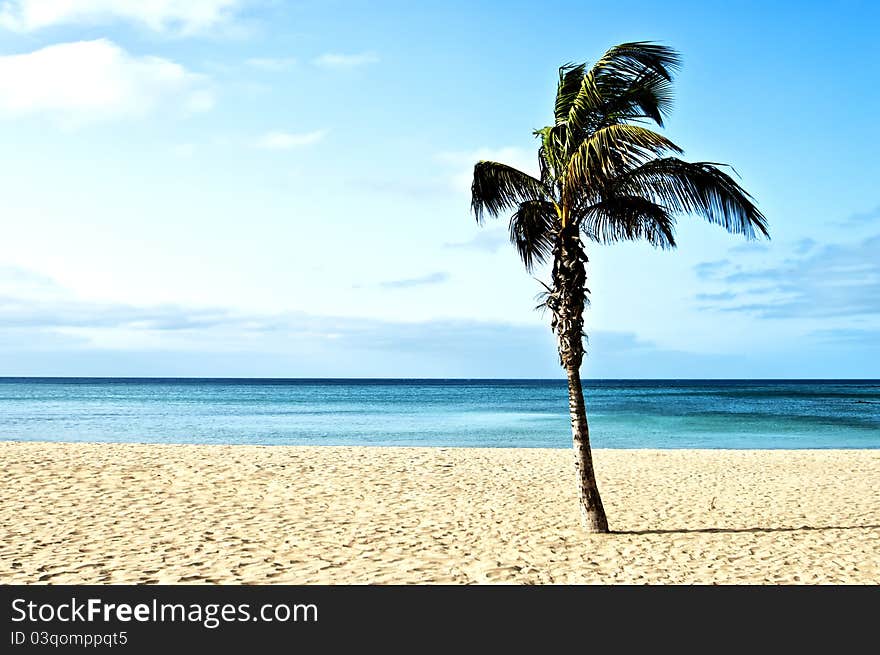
[615,524,880,535]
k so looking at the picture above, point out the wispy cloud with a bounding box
[0,279,717,378]
[0,0,243,34]
[0,39,213,125]
[0,268,546,373]
[378,272,449,289]
[254,129,327,149]
[694,291,737,302]
[693,259,731,280]
[2,265,874,377]
[841,204,880,225]
[810,328,880,346]
[444,229,508,254]
[0,265,66,300]
[0,295,238,331]
[695,234,880,319]
[793,237,817,254]
[312,52,379,69]
[245,57,296,71]
[728,241,770,255]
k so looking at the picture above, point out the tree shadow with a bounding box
[615,524,880,535]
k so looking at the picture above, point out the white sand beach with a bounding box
[1,442,877,584]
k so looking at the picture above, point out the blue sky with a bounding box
[0,0,878,378]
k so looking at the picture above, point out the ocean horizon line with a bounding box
[1,376,878,383]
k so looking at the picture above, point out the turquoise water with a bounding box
[0,378,878,449]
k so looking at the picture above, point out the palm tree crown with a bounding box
[471,42,768,272]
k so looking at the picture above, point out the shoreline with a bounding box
[3,439,879,451]
[2,442,878,584]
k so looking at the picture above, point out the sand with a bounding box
[1,442,877,584]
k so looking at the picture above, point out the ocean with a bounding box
[1,378,878,449]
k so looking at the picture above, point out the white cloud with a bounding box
[313,52,379,69]
[254,130,327,150]
[0,265,67,301]
[0,39,214,125]
[0,0,242,34]
[245,57,296,71]
[437,147,540,194]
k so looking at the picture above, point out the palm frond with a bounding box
[554,63,587,124]
[565,42,681,132]
[509,200,557,271]
[537,144,553,185]
[534,278,590,313]
[581,196,677,248]
[534,279,554,313]
[565,124,683,192]
[535,125,569,186]
[616,158,769,239]
[471,161,551,224]
[591,41,681,84]
[601,70,676,127]
[564,70,603,132]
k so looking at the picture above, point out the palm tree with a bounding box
[470,42,769,533]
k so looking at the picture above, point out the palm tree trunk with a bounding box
[566,365,609,532]
[551,228,609,533]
